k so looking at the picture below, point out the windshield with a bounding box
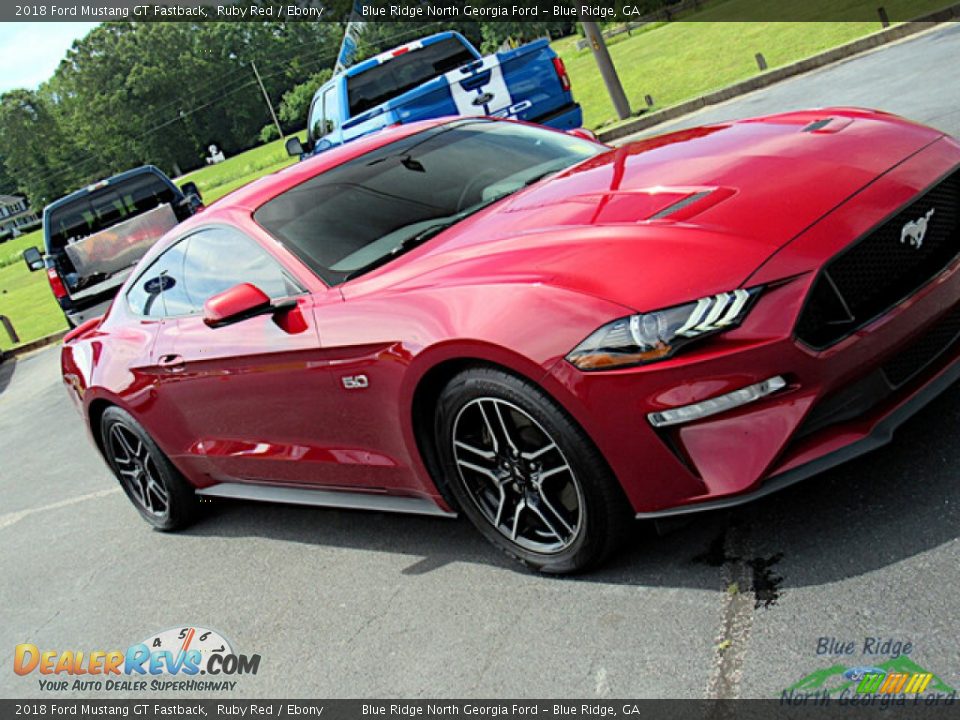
[253,121,603,286]
[346,37,476,116]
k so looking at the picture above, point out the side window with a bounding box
[180,227,295,310]
[321,86,338,135]
[307,93,323,140]
[125,239,193,318]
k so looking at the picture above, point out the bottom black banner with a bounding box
[4,699,960,720]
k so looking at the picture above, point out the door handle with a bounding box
[158,353,185,371]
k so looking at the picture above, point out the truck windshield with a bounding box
[346,37,476,116]
[253,120,603,286]
[46,172,177,253]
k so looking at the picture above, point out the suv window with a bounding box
[126,227,298,318]
[309,85,340,140]
[346,37,476,116]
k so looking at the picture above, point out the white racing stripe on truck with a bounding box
[448,56,513,117]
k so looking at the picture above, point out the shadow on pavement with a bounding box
[180,384,960,593]
[0,354,16,396]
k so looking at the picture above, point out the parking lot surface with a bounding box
[3,25,960,699]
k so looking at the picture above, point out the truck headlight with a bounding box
[566,288,761,371]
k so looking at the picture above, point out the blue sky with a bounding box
[0,22,100,93]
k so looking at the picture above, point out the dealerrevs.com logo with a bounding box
[14,626,261,692]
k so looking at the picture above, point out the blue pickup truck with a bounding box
[286,31,583,158]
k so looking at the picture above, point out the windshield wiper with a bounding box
[343,221,452,281]
[342,187,525,282]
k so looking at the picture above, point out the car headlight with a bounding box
[566,288,761,371]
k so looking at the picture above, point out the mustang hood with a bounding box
[349,109,945,311]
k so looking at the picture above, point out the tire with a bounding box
[435,366,630,574]
[100,406,199,531]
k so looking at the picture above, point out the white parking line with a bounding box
[0,487,120,531]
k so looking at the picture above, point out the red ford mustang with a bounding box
[61,112,960,573]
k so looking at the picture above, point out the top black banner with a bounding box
[3,0,957,23]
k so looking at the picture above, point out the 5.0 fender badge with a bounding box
[341,375,369,390]
[901,208,935,249]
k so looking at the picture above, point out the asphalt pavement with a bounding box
[3,24,960,700]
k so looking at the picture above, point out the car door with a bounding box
[148,225,346,487]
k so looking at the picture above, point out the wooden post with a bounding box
[755,53,768,71]
[878,6,890,27]
[0,315,19,345]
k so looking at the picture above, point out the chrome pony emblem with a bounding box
[900,208,935,249]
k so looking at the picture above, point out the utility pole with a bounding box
[251,61,284,140]
[580,22,632,121]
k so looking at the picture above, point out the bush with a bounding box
[259,124,280,143]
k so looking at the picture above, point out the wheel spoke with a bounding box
[476,403,500,453]
[131,436,146,462]
[491,487,508,528]
[534,490,575,538]
[521,442,556,461]
[456,459,504,486]
[454,440,496,460]
[538,464,572,482]
[130,475,147,505]
[111,427,136,462]
[147,477,168,502]
[141,477,155,512]
[526,500,564,542]
[511,499,527,540]
[491,402,520,455]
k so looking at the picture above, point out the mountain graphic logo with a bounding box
[784,656,956,697]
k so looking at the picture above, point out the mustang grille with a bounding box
[795,169,960,349]
[797,303,960,439]
[882,304,960,388]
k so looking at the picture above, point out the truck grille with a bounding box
[795,169,960,349]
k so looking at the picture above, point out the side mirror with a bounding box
[285,136,305,157]
[203,283,273,328]
[567,127,600,143]
[179,181,203,212]
[23,246,44,272]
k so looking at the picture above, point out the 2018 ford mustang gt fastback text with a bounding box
[61,113,960,573]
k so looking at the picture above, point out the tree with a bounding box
[0,89,80,206]
[278,69,332,127]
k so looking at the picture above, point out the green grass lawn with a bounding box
[0,260,67,351]
[557,0,954,129]
[177,134,301,203]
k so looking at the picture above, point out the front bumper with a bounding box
[633,349,960,518]
[543,138,960,517]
